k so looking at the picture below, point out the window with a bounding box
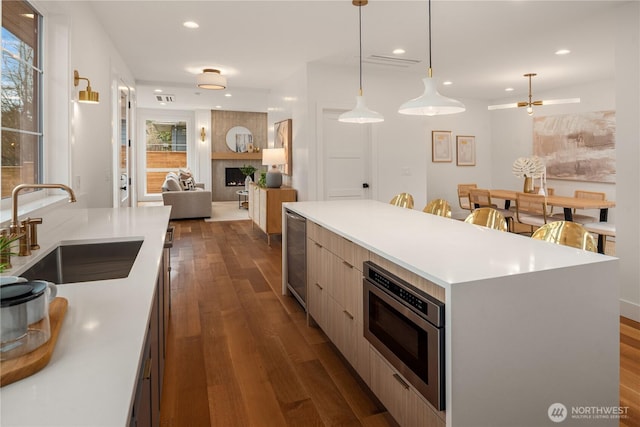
[1,1,42,199]
[144,119,188,195]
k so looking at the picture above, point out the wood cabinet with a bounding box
[370,349,444,427]
[248,183,296,245]
[306,220,443,427]
[130,238,171,427]
[306,221,371,384]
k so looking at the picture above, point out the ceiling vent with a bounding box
[155,94,175,103]
[363,54,422,68]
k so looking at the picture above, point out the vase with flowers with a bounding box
[239,164,257,190]
[512,156,545,193]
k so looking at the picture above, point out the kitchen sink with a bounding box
[20,239,143,284]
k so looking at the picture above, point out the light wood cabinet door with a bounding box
[307,239,327,330]
[369,349,410,427]
[258,187,268,230]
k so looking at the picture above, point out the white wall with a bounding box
[277,62,494,210]
[34,1,135,208]
[490,79,617,222]
[614,1,640,321]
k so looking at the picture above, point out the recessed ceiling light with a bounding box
[224,93,232,97]
[505,87,514,92]
[555,49,571,55]
[393,48,405,55]
[443,81,452,86]
[160,102,166,106]
[283,96,297,102]
[183,21,199,29]
[154,89,163,93]
[215,105,222,109]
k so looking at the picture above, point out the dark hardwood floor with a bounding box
[160,219,640,427]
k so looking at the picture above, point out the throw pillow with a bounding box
[180,176,196,190]
[163,174,182,191]
[179,168,192,180]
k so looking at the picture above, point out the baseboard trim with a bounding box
[621,298,640,322]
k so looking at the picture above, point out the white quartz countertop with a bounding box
[1,206,171,427]
[284,200,615,288]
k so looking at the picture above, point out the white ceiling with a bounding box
[89,0,625,110]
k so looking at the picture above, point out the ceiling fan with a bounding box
[488,73,580,115]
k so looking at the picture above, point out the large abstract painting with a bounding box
[533,111,616,183]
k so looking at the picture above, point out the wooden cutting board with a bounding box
[1,297,68,387]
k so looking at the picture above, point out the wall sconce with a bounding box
[74,69,99,104]
[200,127,206,142]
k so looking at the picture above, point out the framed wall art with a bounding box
[274,119,292,175]
[432,130,452,163]
[533,110,615,183]
[456,135,476,166]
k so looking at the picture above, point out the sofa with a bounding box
[161,171,212,220]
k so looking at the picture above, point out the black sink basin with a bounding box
[20,240,143,284]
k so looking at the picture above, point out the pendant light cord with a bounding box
[358,4,363,95]
[428,0,432,77]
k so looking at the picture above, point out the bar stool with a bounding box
[464,208,509,232]
[389,193,414,209]
[423,199,452,218]
[531,221,598,252]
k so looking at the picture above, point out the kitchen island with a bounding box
[1,206,171,426]
[283,199,620,427]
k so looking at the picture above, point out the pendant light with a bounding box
[339,0,383,124]
[398,0,465,116]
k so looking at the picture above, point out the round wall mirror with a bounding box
[226,126,253,152]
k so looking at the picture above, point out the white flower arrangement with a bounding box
[512,156,545,179]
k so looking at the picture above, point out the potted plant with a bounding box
[0,233,20,272]
[239,164,257,190]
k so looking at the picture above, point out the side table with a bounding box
[236,190,249,209]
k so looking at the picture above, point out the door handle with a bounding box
[362,183,369,188]
[393,373,410,390]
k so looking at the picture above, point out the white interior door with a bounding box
[321,109,371,201]
[118,85,131,207]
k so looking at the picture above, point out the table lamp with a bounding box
[262,148,286,188]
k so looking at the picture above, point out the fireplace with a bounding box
[225,167,254,187]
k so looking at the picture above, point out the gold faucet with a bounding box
[10,183,77,257]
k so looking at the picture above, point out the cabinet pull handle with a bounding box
[342,260,353,269]
[315,242,322,248]
[315,283,323,291]
[143,358,153,380]
[393,373,410,390]
[343,310,354,320]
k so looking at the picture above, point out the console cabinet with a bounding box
[248,183,296,245]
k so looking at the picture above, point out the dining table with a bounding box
[489,189,616,253]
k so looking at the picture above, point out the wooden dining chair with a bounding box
[423,199,452,218]
[457,183,477,212]
[531,221,598,252]
[469,188,513,231]
[582,221,616,254]
[567,190,607,223]
[389,192,414,209]
[515,192,549,235]
[464,207,509,232]
[534,187,556,216]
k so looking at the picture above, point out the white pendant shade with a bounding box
[398,76,465,116]
[339,95,384,124]
[197,68,227,90]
